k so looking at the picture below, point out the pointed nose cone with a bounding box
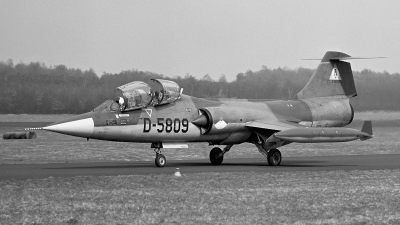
[43,113,94,138]
[192,114,209,128]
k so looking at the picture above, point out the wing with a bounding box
[245,119,304,131]
[245,119,305,151]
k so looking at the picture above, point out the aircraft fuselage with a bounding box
[44,94,354,145]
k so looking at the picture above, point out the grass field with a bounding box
[1,170,400,225]
[1,112,400,224]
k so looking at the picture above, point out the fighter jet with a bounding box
[26,51,373,167]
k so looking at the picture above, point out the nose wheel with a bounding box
[155,153,166,167]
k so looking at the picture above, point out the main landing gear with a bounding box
[252,134,283,166]
[266,149,282,166]
[256,146,282,166]
[209,145,232,165]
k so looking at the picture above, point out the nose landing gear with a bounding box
[155,153,166,167]
[152,143,166,167]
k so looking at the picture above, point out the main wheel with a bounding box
[209,147,223,165]
[267,149,282,166]
[155,154,166,167]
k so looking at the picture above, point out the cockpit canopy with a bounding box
[150,79,181,106]
[116,81,153,111]
[93,79,182,112]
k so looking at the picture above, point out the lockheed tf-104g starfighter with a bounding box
[27,51,373,167]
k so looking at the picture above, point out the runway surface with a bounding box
[1,154,400,180]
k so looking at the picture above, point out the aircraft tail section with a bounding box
[297,51,357,99]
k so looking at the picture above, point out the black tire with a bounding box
[267,149,282,166]
[155,154,166,167]
[209,147,223,165]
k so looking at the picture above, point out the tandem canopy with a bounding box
[93,79,182,112]
[116,81,153,111]
[150,79,181,106]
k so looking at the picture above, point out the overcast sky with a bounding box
[0,0,399,80]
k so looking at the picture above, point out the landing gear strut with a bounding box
[209,145,232,165]
[252,133,284,166]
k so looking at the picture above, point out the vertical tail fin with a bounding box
[297,51,357,99]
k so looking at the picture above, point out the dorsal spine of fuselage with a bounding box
[297,51,357,99]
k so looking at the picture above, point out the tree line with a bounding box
[0,59,399,114]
